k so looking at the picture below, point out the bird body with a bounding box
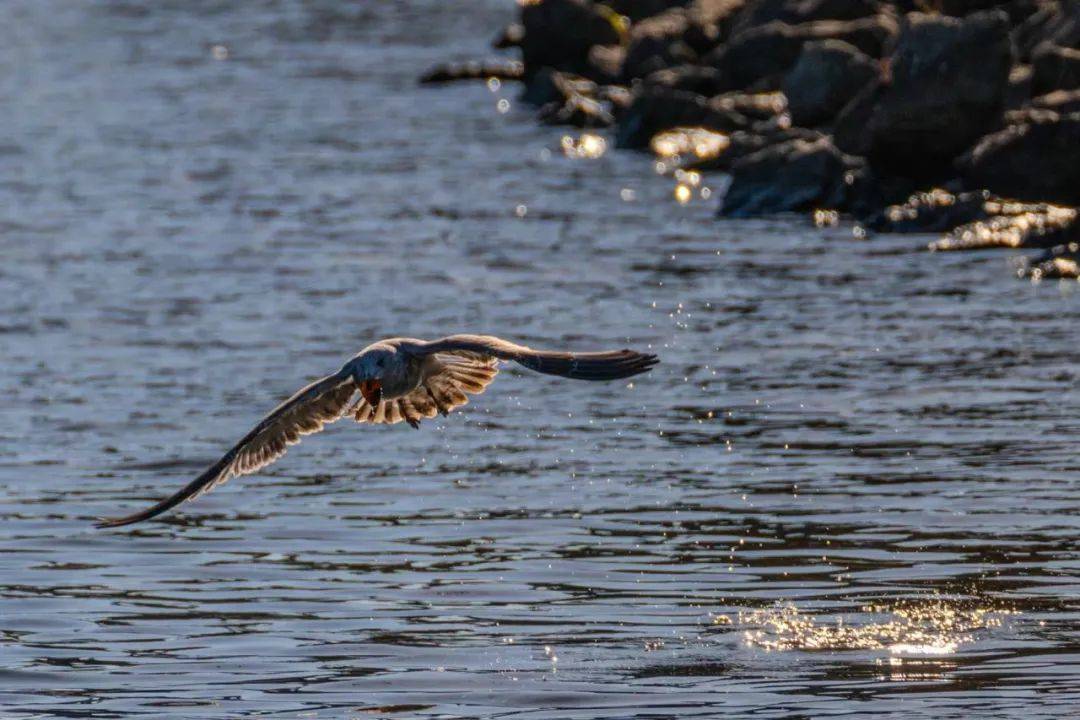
[97,334,657,528]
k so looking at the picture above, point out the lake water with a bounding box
[1,2,1078,717]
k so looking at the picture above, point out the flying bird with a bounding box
[97,334,658,528]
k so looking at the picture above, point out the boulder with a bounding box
[1013,2,1080,62]
[622,9,697,80]
[832,77,884,155]
[539,93,615,127]
[869,188,994,232]
[601,0,689,22]
[521,68,597,107]
[615,85,784,147]
[645,64,728,95]
[782,40,881,127]
[860,11,1013,178]
[1031,42,1080,96]
[682,0,748,52]
[729,0,886,36]
[705,15,896,93]
[520,0,624,80]
[960,111,1080,205]
[1031,88,1080,114]
[719,136,863,216]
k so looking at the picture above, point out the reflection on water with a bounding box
[1,1,1079,718]
[736,599,1015,655]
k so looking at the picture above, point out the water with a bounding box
[1,2,1078,717]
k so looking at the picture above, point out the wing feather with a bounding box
[97,371,356,528]
[413,334,658,381]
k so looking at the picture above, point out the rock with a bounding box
[520,0,625,80]
[614,85,784,148]
[705,15,896,93]
[930,198,1077,251]
[916,0,1041,23]
[1006,64,1033,109]
[1023,239,1080,279]
[870,188,994,232]
[1013,2,1080,62]
[1031,42,1080,95]
[521,68,597,107]
[860,11,1013,178]
[730,0,886,36]
[832,77,883,155]
[602,0,690,22]
[719,136,863,216]
[419,59,524,84]
[493,23,525,49]
[645,64,728,95]
[782,39,880,127]
[1031,88,1080,114]
[586,44,626,84]
[682,0,748,53]
[960,111,1080,205]
[539,93,615,127]
[622,9,697,80]
[682,125,823,170]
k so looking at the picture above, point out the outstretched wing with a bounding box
[97,371,357,528]
[412,334,659,381]
[353,354,499,427]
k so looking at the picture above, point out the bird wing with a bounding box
[353,354,499,427]
[97,371,357,528]
[409,334,659,381]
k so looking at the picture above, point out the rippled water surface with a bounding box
[2,2,1079,717]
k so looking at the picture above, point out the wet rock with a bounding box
[930,199,1077,251]
[1006,64,1033,109]
[614,85,784,148]
[705,15,896,93]
[520,0,625,80]
[730,0,886,36]
[585,44,627,84]
[916,0,1041,22]
[832,77,883,156]
[539,93,615,127]
[1031,88,1080,114]
[960,111,1080,205]
[521,68,597,107]
[681,125,823,171]
[1023,242,1080,279]
[602,0,690,22]
[860,11,1013,178]
[493,23,525,49]
[622,8,698,80]
[782,40,880,127]
[1031,42,1080,95]
[1013,1,1080,62]
[870,188,993,233]
[645,64,727,95]
[682,0,749,52]
[419,59,524,84]
[719,136,863,216]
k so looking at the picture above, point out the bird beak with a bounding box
[359,379,382,408]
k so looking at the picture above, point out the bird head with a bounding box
[350,349,391,408]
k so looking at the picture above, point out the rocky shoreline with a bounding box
[421,0,1080,280]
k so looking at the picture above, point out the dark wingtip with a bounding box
[95,513,145,529]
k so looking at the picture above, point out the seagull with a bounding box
[97,334,658,528]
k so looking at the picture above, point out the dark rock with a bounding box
[930,197,1078,251]
[682,0,749,53]
[1023,239,1080,279]
[705,15,897,93]
[1013,2,1080,63]
[539,93,615,127]
[602,0,689,22]
[869,188,993,232]
[493,23,525,49]
[960,111,1080,205]
[622,9,697,80]
[1006,64,1033,109]
[861,11,1014,178]
[645,64,728,95]
[782,40,881,127]
[915,0,1041,23]
[1031,42,1080,95]
[586,44,626,84]
[520,0,625,80]
[719,136,863,216]
[833,77,884,155]
[615,85,784,148]
[419,59,524,84]
[1031,88,1080,113]
[683,125,823,170]
[730,0,886,36]
[521,69,597,107]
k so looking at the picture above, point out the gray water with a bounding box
[1,2,1078,718]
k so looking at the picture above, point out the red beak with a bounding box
[359,379,382,408]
